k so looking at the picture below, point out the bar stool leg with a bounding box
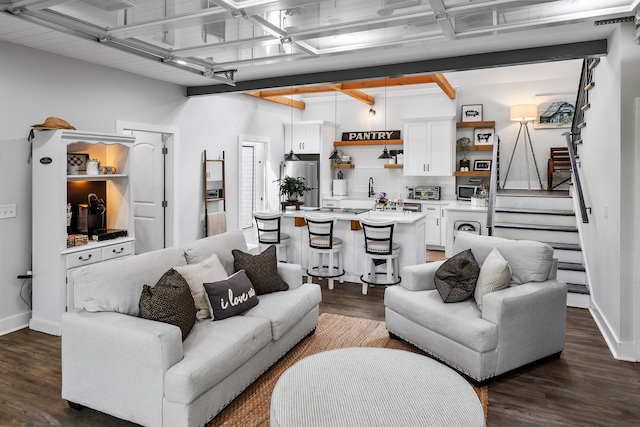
[386,258,393,284]
[328,251,335,290]
[338,250,344,284]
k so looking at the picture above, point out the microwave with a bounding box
[457,185,482,201]
[412,186,440,200]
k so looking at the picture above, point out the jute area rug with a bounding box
[208,313,488,426]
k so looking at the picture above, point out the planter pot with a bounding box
[287,195,298,202]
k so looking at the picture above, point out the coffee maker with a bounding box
[87,193,106,235]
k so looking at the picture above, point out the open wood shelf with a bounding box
[334,139,403,146]
[455,171,491,177]
[456,121,495,128]
[456,145,493,151]
[330,164,355,169]
[384,164,403,169]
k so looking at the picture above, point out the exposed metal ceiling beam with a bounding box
[187,40,607,96]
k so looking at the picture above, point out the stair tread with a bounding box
[541,242,582,251]
[494,222,578,232]
[558,262,586,271]
[495,207,575,216]
[567,283,590,295]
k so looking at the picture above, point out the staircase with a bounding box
[491,189,589,308]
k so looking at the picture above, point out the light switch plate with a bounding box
[0,204,17,219]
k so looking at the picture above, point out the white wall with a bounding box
[0,41,290,335]
[580,23,640,361]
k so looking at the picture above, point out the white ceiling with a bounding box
[0,0,637,92]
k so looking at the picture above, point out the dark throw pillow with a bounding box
[232,246,289,295]
[434,249,480,303]
[139,268,197,340]
[204,270,259,320]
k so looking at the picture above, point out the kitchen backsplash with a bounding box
[331,168,456,201]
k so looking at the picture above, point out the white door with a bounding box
[239,140,267,231]
[131,131,166,254]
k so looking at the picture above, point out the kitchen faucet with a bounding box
[368,177,374,197]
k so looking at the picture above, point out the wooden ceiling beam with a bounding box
[429,73,457,99]
[245,92,306,109]
[244,73,456,106]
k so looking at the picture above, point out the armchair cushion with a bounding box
[453,232,554,284]
[434,249,480,303]
[474,248,512,310]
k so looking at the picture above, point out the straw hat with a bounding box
[31,117,76,130]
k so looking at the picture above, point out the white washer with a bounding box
[445,204,488,257]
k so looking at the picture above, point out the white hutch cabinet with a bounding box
[30,130,135,335]
[403,117,455,176]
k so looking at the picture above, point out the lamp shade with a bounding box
[510,104,537,122]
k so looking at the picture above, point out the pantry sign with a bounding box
[341,130,400,141]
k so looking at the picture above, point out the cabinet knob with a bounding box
[113,248,124,254]
[78,254,92,261]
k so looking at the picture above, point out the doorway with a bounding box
[238,136,268,244]
[117,122,177,254]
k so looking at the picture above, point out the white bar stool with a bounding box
[253,212,290,262]
[359,218,401,294]
[304,214,344,289]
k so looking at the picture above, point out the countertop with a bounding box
[276,208,426,223]
[444,201,488,212]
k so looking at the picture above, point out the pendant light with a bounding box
[285,86,300,161]
[329,87,343,161]
[378,77,393,159]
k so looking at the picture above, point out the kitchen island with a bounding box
[271,208,426,284]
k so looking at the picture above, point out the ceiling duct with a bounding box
[79,0,137,12]
[377,0,420,16]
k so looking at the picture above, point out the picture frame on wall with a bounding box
[473,160,492,171]
[461,104,483,122]
[533,94,575,129]
[473,128,494,145]
[66,153,89,174]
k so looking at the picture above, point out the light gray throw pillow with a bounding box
[474,247,512,310]
[174,253,228,320]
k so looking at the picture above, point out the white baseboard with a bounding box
[0,311,31,336]
[590,305,637,362]
[29,317,61,336]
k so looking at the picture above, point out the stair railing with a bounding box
[566,57,597,224]
[486,135,500,235]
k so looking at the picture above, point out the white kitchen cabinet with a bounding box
[31,130,136,335]
[403,118,455,176]
[284,121,336,155]
[423,204,442,247]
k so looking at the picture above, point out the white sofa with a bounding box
[385,232,567,384]
[61,230,321,427]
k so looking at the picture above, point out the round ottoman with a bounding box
[270,347,485,427]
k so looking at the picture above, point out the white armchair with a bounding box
[384,232,567,385]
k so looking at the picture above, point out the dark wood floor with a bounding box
[2,263,639,426]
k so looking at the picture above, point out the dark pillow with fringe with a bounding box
[139,268,197,340]
[434,249,480,303]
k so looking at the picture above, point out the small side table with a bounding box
[280,201,304,211]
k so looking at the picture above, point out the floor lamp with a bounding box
[502,104,543,190]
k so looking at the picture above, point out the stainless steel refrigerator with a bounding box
[280,154,320,207]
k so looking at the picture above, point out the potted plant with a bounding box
[457,137,471,170]
[276,176,311,201]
